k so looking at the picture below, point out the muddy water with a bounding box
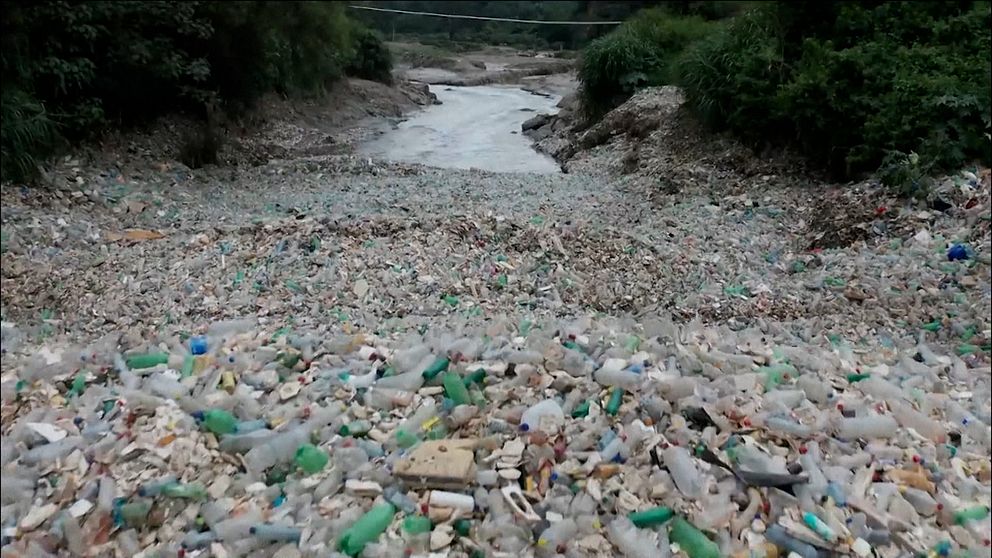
[360,85,561,173]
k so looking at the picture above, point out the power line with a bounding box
[347,5,623,25]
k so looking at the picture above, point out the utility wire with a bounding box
[347,5,623,25]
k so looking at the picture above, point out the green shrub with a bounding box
[579,30,661,118]
[346,27,394,84]
[0,89,59,182]
[677,1,992,182]
[578,9,719,118]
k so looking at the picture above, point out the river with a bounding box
[360,85,561,174]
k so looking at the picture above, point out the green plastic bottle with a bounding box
[402,515,432,535]
[669,517,720,558]
[161,482,208,500]
[463,368,486,386]
[571,401,591,418]
[453,518,472,537]
[605,387,623,416]
[442,372,472,405]
[118,500,152,527]
[294,444,328,474]
[846,373,871,383]
[181,354,195,378]
[957,343,980,355]
[338,503,397,556]
[69,373,86,396]
[126,352,169,369]
[761,363,798,390]
[197,409,238,435]
[469,386,487,407]
[396,429,419,449]
[628,506,674,527]
[953,505,990,525]
[421,357,450,380]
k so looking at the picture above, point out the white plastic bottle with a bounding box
[520,399,565,433]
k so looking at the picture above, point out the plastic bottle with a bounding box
[628,506,674,527]
[668,517,720,558]
[945,400,992,448]
[899,486,938,516]
[606,516,660,558]
[213,510,263,541]
[345,370,378,389]
[20,436,82,465]
[137,476,177,497]
[765,524,820,558]
[338,503,397,556]
[193,409,238,435]
[763,415,813,437]
[234,418,268,434]
[429,490,474,511]
[181,530,216,549]
[763,389,805,410]
[463,368,486,386]
[295,444,328,474]
[161,482,207,500]
[835,416,898,439]
[339,420,372,437]
[219,430,275,454]
[520,399,564,432]
[189,335,208,355]
[365,387,414,410]
[537,518,578,553]
[594,360,642,389]
[662,446,703,499]
[796,375,832,404]
[393,401,438,448]
[953,505,990,525]
[802,512,836,542]
[605,387,624,416]
[421,357,450,380]
[887,399,946,442]
[858,377,907,402]
[249,523,302,542]
[442,371,472,405]
[402,515,432,535]
[117,500,152,527]
[125,352,170,370]
[244,405,341,473]
[374,370,425,391]
[383,485,418,514]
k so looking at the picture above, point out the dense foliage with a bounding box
[677,1,992,183]
[578,9,722,117]
[1,1,392,182]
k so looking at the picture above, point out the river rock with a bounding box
[522,113,551,131]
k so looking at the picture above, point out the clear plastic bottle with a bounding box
[662,445,703,499]
[887,399,946,442]
[834,415,898,439]
[537,518,578,555]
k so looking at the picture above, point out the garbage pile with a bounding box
[1,308,990,558]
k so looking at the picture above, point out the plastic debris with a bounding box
[0,163,988,558]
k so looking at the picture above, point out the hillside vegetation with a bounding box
[579,1,992,189]
[1,1,393,182]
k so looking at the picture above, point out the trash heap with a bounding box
[1,309,990,558]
